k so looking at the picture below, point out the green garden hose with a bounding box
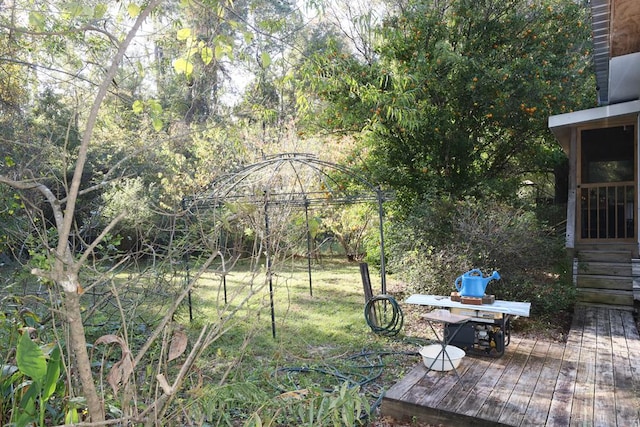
[364,295,404,336]
[274,349,419,424]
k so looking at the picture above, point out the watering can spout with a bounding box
[454,269,500,298]
[487,270,500,283]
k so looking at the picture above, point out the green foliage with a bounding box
[102,177,154,228]
[191,380,368,427]
[303,0,594,203]
[193,382,269,425]
[0,302,64,427]
[245,382,368,427]
[0,186,27,255]
[386,197,574,315]
[320,204,378,261]
[494,258,576,316]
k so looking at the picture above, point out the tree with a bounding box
[0,0,330,423]
[303,0,594,205]
[0,1,164,421]
[320,203,378,261]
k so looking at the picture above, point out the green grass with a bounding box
[175,257,423,422]
[188,257,403,363]
[1,251,575,425]
[1,257,425,425]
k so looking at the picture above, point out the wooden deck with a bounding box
[381,305,640,426]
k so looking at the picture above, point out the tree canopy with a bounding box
[303,0,593,204]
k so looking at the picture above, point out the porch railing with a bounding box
[579,182,635,239]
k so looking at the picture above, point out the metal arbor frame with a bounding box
[184,153,392,338]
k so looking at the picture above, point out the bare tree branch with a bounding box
[0,175,65,230]
[76,210,128,269]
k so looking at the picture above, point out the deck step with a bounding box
[577,250,632,263]
[573,251,636,305]
[576,275,632,290]
[576,261,631,276]
[575,288,635,306]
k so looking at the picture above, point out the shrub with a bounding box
[385,196,574,316]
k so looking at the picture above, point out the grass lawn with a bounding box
[179,256,430,423]
[176,255,572,424]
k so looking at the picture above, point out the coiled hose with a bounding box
[364,294,404,336]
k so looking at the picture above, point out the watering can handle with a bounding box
[468,268,483,277]
[454,276,462,292]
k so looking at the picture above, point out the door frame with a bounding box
[576,120,638,243]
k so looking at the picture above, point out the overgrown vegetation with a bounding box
[382,197,576,317]
[1,258,422,426]
[0,0,592,425]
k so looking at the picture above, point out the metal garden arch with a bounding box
[184,153,392,338]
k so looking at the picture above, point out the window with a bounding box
[581,125,634,183]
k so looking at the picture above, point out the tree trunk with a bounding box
[64,287,105,422]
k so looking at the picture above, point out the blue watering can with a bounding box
[454,269,500,298]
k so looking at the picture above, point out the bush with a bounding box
[385,196,575,316]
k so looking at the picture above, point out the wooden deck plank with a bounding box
[380,305,640,427]
[593,307,616,426]
[497,340,549,425]
[414,360,472,407]
[456,337,523,419]
[436,353,493,413]
[621,310,640,378]
[546,306,585,426]
[571,306,596,426]
[474,339,535,422]
[382,362,496,427]
[621,309,640,425]
[610,310,640,426]
[383,362,428,402]
[523,341,564,426]
[381,364,436,422]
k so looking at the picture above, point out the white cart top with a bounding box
[405,294,531,317]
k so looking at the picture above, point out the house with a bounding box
[548,0,640,306]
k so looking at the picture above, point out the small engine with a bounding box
[473,323,504,354]
[445,321,505,356]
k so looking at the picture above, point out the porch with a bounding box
[380,304,640,426]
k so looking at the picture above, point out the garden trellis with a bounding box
[183,152,392,338]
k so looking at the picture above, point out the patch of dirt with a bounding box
[509,310,573,343]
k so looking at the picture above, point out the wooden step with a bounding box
[576,275,632,290]
[576,288,634,306]
[575,242,637,257]
[571,250,639,305]
[576,261,632,276]
[575,301,636,312]
[577,250,632,263]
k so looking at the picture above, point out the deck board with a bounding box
[455,338,521,418]
[611,309,640,426]
[545,306,584,426]
[594,308,616,427]
[497,339,548,425]
[475,339,534,422]
[522,341,564,426]
[571,306,596,425]
[380,305,640,426]
[437,351,491,413]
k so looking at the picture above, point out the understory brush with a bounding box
[1,258,421,426]
[385,197,575,317]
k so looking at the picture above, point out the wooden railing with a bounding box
[579,182,635,239]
